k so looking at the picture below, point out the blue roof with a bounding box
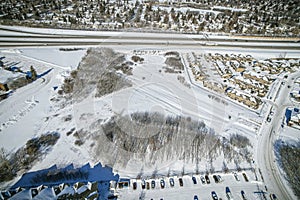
[11,163,119,189]
[285,109,292,124]
[26,71,32,78]
[9,66,19,72]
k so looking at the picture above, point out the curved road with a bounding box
[257,71,300,200]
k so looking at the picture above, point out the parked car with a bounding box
[241,190,246,199]
[169,178,174,187]
[151,180,156,189]
[212,175,219,183]
[141,180,146,189]
[146,182,150,190]
[217,175,223,182]
[179,178,183,187]
[192,176,197,184]
[211,191,218,200]
[242,173,249,182]
[233,172,240,181]
[205,175,210,184]
[270,194,277,200]
[194,195,198,200]
[160,179,165,189]
[226,187,231,194]
[226,187,233,199]
[200,176,206,184]
[133,182,137,190]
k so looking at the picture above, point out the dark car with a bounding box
[212,175,219,183]
[205,175,210,184]
[141,180,146,189]
[160,179,165,189]
[194,195,198,200]
[226,187,232,199]
[169,178,175,187]
[241,190,246,199]
[151,180,156,189]
[211,191,218,200]
[200,176,206,184]
[133,182,137,190]
[270,194,277,200]
[226,187,231,194]
[146,182,150,190]
[192,176,197,184]
[242,173,249,182]
[179,178,184,187]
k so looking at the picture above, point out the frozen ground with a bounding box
[0,46,252,169]
[0,43,299,200]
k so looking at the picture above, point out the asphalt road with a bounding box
[1,26,300,50]
[257,71,300,200]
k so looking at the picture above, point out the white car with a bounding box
[233,172,240,181]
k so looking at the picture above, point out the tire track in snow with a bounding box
[0,96,39,132]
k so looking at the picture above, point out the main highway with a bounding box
[0,26,300,50]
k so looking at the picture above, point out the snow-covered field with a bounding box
[0,41,299,200]
[0,47,250,168]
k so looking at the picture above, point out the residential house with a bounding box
[0,68,27,91]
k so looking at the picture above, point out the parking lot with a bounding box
[117,171,267,200]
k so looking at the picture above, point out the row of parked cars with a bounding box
[192,172,248,185]
[194,187,247,200]
[132,177,180,190]
[132,172,249,191]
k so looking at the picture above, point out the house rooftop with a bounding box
[0,67,25,84]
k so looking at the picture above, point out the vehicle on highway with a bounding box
[133,182,137,190]
[211,191,218,200]
[242,173,249,182]
[141,180,146,189]
[179,178,184,187]
[200,176,206,184]
[233,172,240,181]
[205,175,210,184]
[151,180,155,189]
[241,190,247,200]
[270,194,277,200]
[146,182,150,190]
[194,195,199,200]
[169,178,174,187]
[160,179,165,189]
[192,176,197,184]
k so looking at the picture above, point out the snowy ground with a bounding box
[0,43,299,200]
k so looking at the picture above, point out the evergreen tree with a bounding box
[30,66,37,80]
